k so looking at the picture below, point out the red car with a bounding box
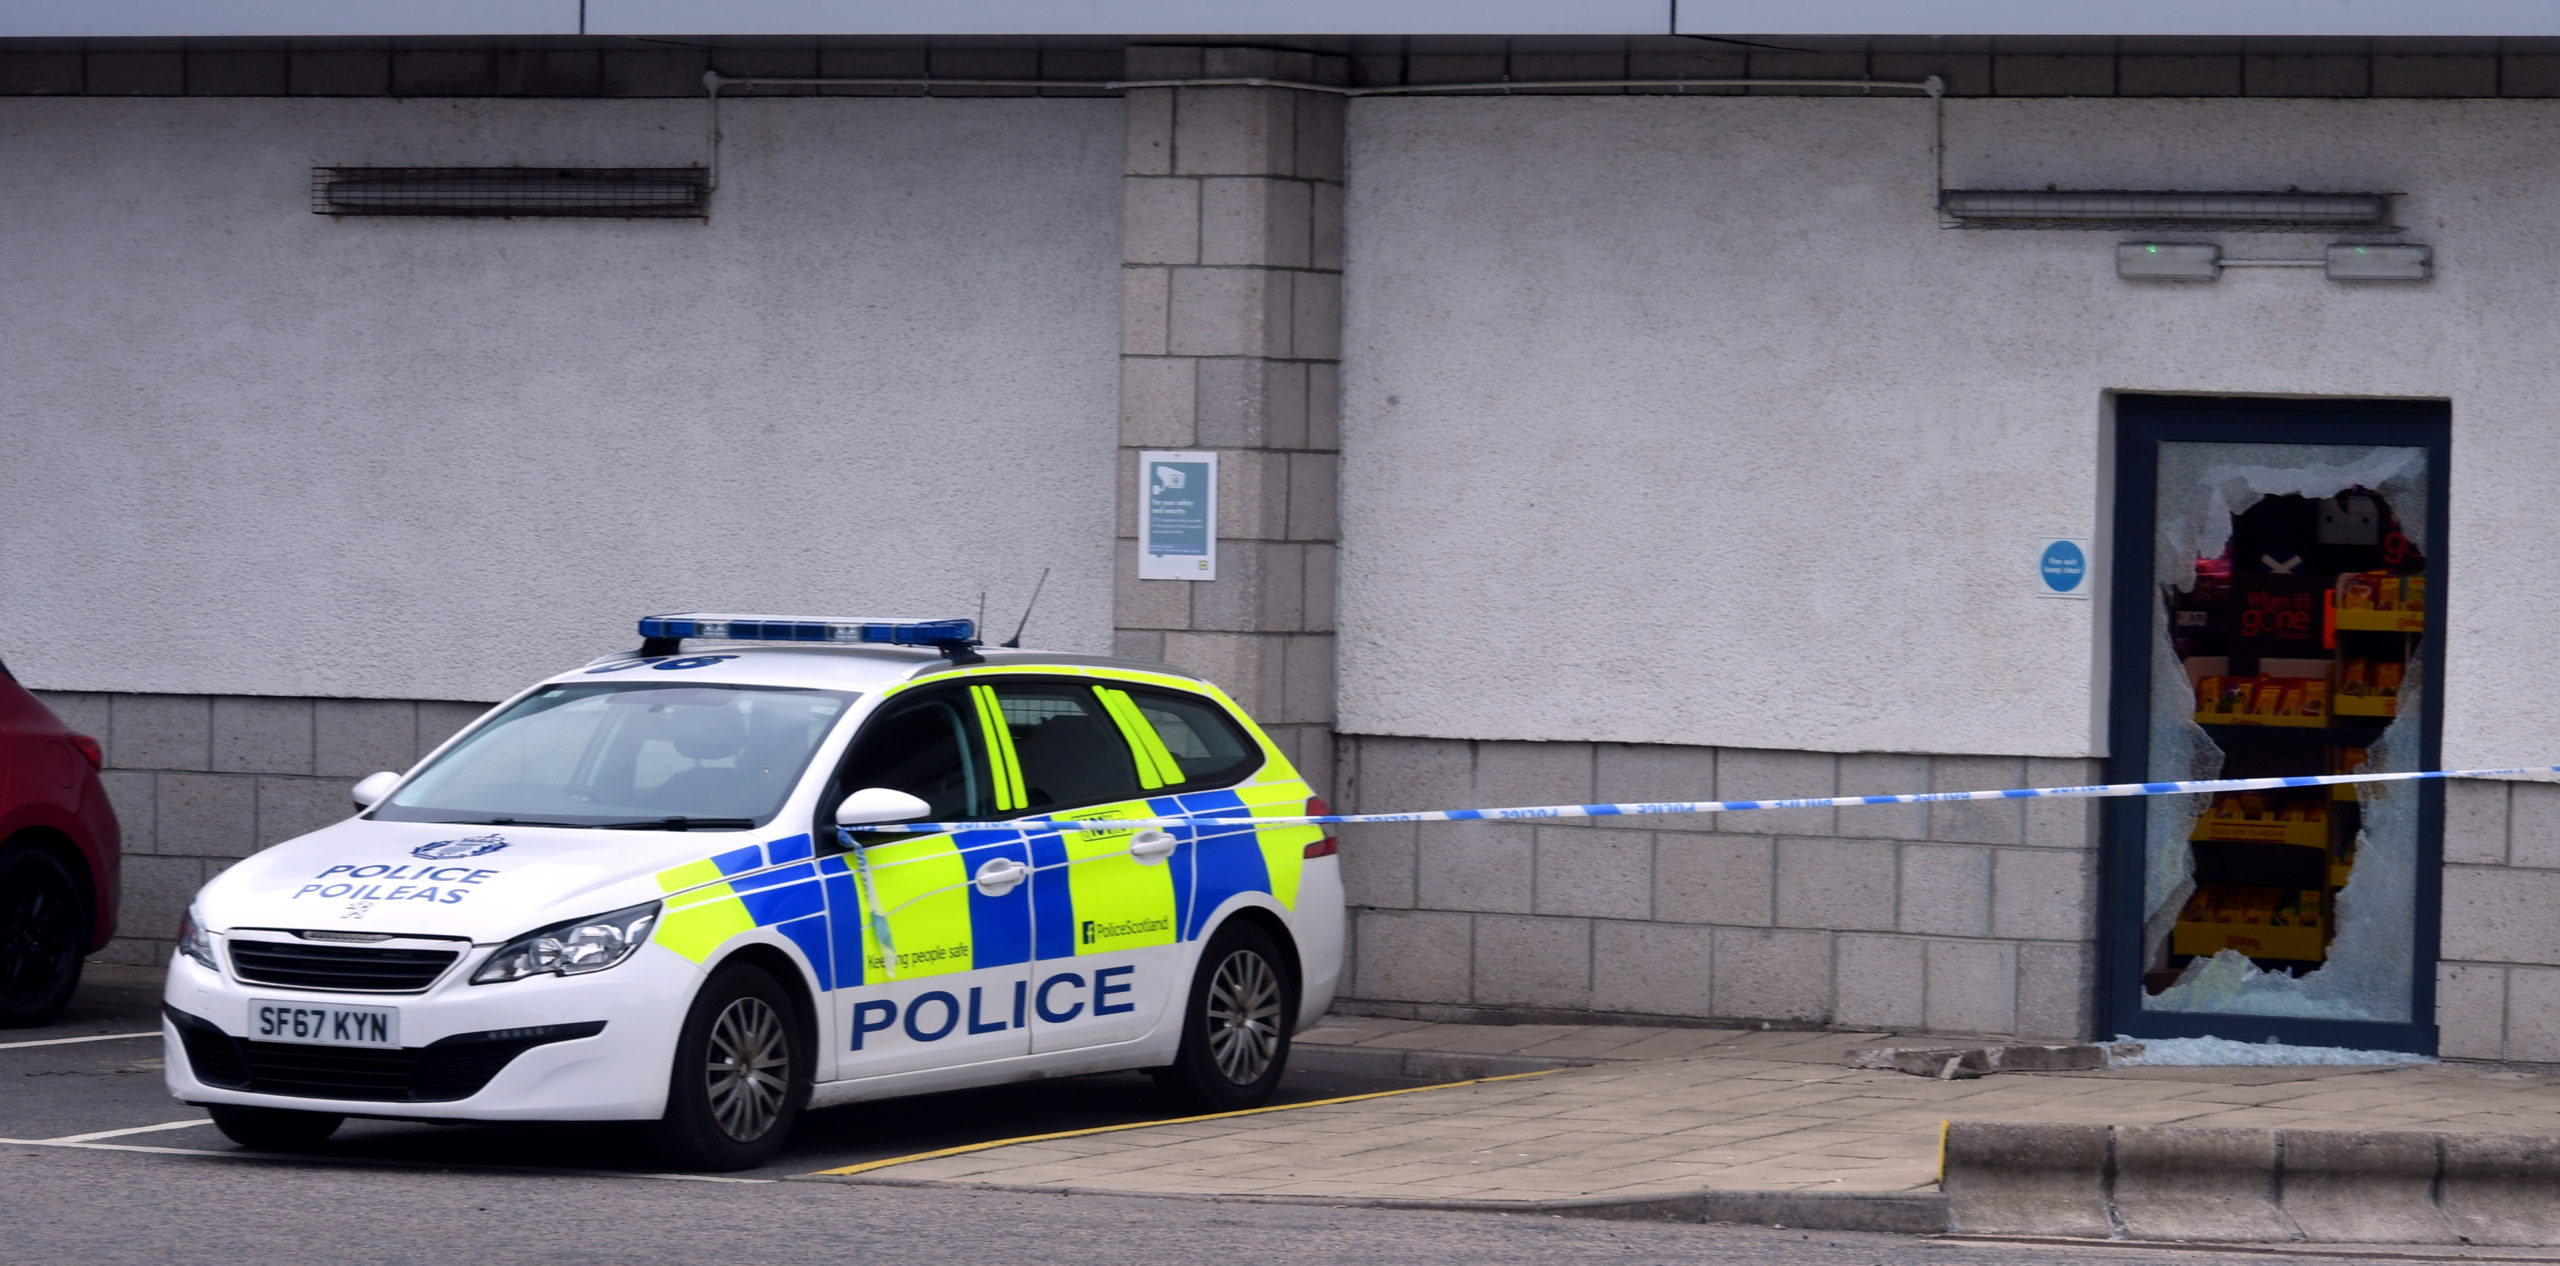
[0,658,120,1026]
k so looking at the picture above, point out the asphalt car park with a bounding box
[6,966,1426,1182]
[13,972,2431,1266]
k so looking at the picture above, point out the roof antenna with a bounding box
[1001,568,1049,648]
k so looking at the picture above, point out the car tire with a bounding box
[645,961,808,1172]
[1152,919,1294,1114]
[208,1104,344,1151]
[0,843,88,1029]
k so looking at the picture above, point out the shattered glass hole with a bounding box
[2138,442,2429,1024]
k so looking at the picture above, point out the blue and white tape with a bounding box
[861,764,2560,834]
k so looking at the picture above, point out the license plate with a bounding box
[249,1000,400,1049]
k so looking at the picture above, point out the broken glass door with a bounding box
[2104,398,2448,1053]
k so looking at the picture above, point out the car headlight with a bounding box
[177,908,217,970]
[471,901,660,984]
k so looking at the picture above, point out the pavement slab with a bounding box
[813,1017,2560,1218]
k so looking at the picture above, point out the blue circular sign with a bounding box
[2040,540,2088,594]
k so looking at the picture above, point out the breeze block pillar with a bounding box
[1115,46,1345,793]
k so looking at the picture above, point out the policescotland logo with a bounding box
[411,833,510,860]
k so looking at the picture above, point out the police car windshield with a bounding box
[372,682,856,829]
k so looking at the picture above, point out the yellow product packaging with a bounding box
[2198,676,2253,717]
[2272,892,2304,927]
[2211,888,2247,923]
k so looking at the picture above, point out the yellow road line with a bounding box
[811,1067,1562,1177]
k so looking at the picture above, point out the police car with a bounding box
[164,615,1343,1170]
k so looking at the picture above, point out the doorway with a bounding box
[2101,395,2449,1053]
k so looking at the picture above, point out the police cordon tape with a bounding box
[858,764,2560,834]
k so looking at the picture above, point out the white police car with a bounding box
[165,615,1343,1170]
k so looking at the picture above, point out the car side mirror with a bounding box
[835,787,933,828]
[351,771,400,808]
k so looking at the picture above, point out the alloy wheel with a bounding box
[703,995,790,1141]
[1204,948,1284,1085]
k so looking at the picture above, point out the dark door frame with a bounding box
[2100,394,2451,1053]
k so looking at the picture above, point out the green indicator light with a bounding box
[2146,244,2160,253]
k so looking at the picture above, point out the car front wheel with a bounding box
[0,843,87,1028]
[645,962,807,1171]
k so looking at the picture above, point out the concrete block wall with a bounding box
[30,690,489,965]
[1334,735,2101,1039]
[2433,778,2560,1062]
[1115,46,1345,791]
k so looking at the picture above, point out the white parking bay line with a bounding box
[40,1119,212,1144]
[0,1030,158,1051]
[0,1140,227,1158]
[0,1134,773,1183]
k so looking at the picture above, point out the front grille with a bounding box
[168,1007,604,1103]
[228,939,461,993]
[218,1037,418,1099]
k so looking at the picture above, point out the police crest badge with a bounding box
[410,833,511,860]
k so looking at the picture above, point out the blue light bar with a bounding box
[637,613,977,647]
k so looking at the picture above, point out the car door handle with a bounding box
[972,857,1029,896]
[1128,830,1177,865]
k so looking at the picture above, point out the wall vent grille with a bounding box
[1940,190,2392,231]
[312,167,708,219]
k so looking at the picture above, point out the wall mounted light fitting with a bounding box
[2117,242,2221,281]
[2324,243,2432,281]
[2118,241,2433,282]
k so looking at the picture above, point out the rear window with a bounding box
[1127,688,1263,789]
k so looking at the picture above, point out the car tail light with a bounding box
[67,735,104,769]
[1303,796,1338,858]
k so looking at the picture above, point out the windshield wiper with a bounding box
[459,817,597,828]
[591,817,759,831]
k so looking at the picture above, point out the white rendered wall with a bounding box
[1341,97,2560,764]
[2,97,1122,702]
